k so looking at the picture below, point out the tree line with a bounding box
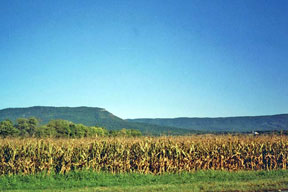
[0,117,142,138]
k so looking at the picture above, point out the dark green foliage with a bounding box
[108,128,142,137]
[15,118,29,136]
[0,118,143,138]
[88,126,108,136]
[35,125,57,138]
[128,114,288,132]
[15,117,39,136]
[47,119,73,137]
[0,120,19,137]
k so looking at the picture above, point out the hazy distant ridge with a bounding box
[128,114,288,132]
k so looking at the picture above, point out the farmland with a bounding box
[1,135,288,175]
[1,135,288,191]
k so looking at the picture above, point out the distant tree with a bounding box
[0,118,142,138]
[108,130,118,137]
[35,125,57,138]
[16,118,30,136]
[89,126,108,137]
[108,128,142,137]
[27,117,39,136]
[15,117,39,136]
[47,119,72,137]
[0,120,19,137]
[74,124,87,138]
[129,129,142,137]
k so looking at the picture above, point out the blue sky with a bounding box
[0,0,287,118]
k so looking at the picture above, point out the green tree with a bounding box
[47,119,72,137]
[0,120,19,137]
[129,129,142,137]
[27,117,39,135]
[35,125,57,138]
[89,126,108,137]
[69,123,87,138]
[74,124,87,138]
[15,117,39,136]
[16,118,30,136]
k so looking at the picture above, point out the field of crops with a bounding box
[0,135,287,175]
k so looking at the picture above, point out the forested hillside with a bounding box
[2,106,287,134]
[128,114,288,132]
[0,107,195,135]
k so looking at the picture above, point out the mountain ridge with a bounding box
[0,106,195,135]
[1,106,287,133]
[128,113,288,120]
[128,114,288,132]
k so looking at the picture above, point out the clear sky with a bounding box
[0,0,287,118]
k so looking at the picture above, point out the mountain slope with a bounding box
[0,106,121,125]
[128,114,288,132]
[2,106,286,133]
[0,106,194,135]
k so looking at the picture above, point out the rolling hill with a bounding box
[127,114,288,132]
[0,106,194,135]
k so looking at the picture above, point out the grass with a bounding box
[1,170,288,191]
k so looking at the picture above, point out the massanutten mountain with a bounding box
[127,114,288,132]
[0,106,287,134]
[0,106,194,135]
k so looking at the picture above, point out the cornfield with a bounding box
[0,135,287,175]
